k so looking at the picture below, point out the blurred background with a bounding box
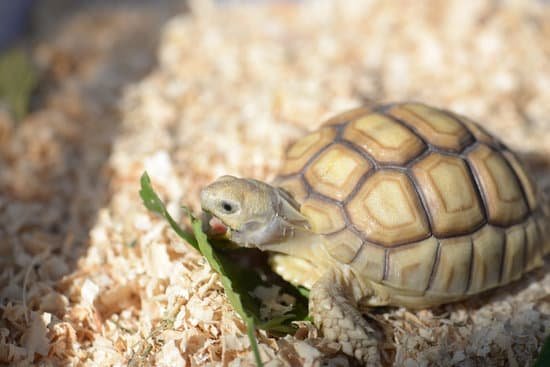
[0,1,549,366]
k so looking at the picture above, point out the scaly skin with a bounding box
[309,268,381,366]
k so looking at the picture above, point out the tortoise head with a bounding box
[200,175,309,248]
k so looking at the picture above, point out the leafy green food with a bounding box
[139,172,309,366]
[0,48,37,121]
[140,173,197,248]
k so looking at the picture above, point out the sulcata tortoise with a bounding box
[200,102,550,365]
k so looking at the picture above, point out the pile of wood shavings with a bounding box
[2,0,550,366]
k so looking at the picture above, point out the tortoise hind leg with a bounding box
[310,268,381,365]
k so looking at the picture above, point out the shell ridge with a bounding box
[464,238,475,294]
[500,149,534,217]
[521,224,529,277]
[336,136,379,169]
[381,109,432,148]
[305,191,365,241]
[305,187,341,205]
[535,211,549,256]
[424,238,442,293]
[466,144,530,226]
[300,141,337,179]
[391,103,474,153]
[533,214,545,259]
[336,223,533,249]
[333,119,352,136]
[404,168,435,235]
[404,148,433,169]
[498,227,508,285]
[322,227,346,237]
[348,240,367,264]
[460,142,491,223]
[437,107,477,151]
[341,168,377,206]
[382,247,390,281]
[496,227,507,286]
[300,173,313,200]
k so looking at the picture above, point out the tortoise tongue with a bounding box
[201,212,229,236]
[208,216,229,236]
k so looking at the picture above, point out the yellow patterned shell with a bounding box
[276,102,549,299]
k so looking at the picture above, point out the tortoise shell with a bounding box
[276,102,549,299]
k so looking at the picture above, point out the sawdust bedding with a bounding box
[1,0,550,366]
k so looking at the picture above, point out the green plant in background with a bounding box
[533,335,550,367]
[0,48,37,121]
[139,172,309,367]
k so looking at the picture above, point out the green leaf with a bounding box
[533,335,550,367]
[139,172,310,367]
[189,205,308,333]
[297,286,310,299]
[0,48,37,121]
[257,314,298,333]
[247,319,263,367]
[139,172,197,249]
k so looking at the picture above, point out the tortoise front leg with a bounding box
[309,268,381,365]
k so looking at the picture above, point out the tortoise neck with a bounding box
[258,228,323,258]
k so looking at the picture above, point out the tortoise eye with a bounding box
[220,200,238,214]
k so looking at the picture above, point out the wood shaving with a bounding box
[1,0,549,366]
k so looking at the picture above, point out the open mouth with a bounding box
[209,216,229,235]
[201,211,230,237]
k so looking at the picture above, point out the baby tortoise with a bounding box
[200,102,550,365]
